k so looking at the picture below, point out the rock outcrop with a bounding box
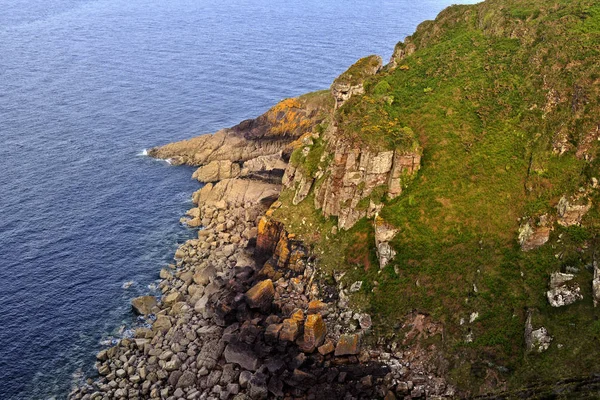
[331,55,383,109]
[557,195,592,227]
[284,132,421,230]
[518,215,552,251]
[547,272,583,307]
[525,310,552,353]
[374,215,399,270]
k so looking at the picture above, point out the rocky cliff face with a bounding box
[284,134,421,230]
[282,58,421,231]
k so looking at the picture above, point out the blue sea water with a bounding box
[0,0,479,398]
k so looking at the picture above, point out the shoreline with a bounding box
[69,94,455,399]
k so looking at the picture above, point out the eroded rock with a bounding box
[547,272,583,307]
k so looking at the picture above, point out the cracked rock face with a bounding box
[557,196,592,227]
[547,272,583,307]
[518,219,551,251]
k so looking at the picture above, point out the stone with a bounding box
[300,314,326,353]
[131,296,157,315]
[350,281,363,293]
[152,315,172,333]
[197,339,225,370]
[289,309,304,323]
[374,215,399,269]
[245,280,275,310]
[518,220,551,251]
[557,196,592,226]
[279,319,300,342]
[248,373,269,400]
[239,370,252,388]
[307,300,327,315]
[335,334,360,356]
[163,291,184,306]
[264,324,282,342]
[318,339,335,355]
[357,313,372,330]
[98,364,110,376]
[224,343,260,371]
[176,370,196,388]
[165,356,182,371]
[546,272,583,307]
[529,327,553,353]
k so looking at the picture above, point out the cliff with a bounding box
[73,0,600,399]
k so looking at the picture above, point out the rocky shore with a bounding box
[70,65,454,400]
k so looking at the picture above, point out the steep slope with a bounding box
[271,0,600,395]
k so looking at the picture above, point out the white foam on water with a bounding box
[136,148,148,156]
[121,280,134,289]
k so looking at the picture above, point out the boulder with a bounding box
[300,314,326,352]
[546,272,583,307]
[224,343,260,371]
[530,327,553,353]
[245,280,274,310]
[335,334,360,356]
[374,215,399,269]
[192,160,241,182]
[518,220,551,251]
[307,300,327,315]
[197,339,225,370]
[131,296,157,315]
[163,291,183,306]
[152,315,172,334]
[318,339,335,355]
[264,324,282,342]
[279,319,300,342]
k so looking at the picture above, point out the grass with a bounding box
[275,0,600,395]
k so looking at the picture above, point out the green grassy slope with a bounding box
[277,0,600,394]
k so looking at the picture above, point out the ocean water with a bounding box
[0,0,479,398]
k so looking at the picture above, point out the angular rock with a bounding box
[245,280,274,311]
[335,334,360,356]
[264,324,283,342]
[176,371,196,388]
[279,319,300,342]
[248,373,269,400]
[163,291,183,306]
[557,196,592,227]
[131,296,157,315]
[318,339,335,355]
[546,272,583,307]
[197,339,225,370]
[300,314,326,353]
[374,215,399,269]
[518,220,551,251]
[152,315,172,333]
[224,343,260,371]
[307,300,327,315]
